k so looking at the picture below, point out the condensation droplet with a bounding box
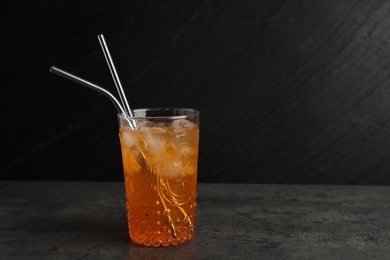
[164,209,171,216]
[154,200,160,206]
[176,218,181,223]
[184,216,189,223]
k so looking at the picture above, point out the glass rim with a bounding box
[118,107,199,120]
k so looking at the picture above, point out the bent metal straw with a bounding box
[49,66,136,130]
[49,66,127,115]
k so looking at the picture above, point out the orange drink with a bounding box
[118,108,200,247]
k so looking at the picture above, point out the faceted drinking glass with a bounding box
[118,108,200,247]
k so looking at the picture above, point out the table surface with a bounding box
[0,181,389,259]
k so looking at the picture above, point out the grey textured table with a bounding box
[0,182,389,259]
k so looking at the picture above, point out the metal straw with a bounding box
[50,66,127,115]
[97,34,133,117]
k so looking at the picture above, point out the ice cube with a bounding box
[183,163,196,176]
[151,146,184,178]
[171,119,197,132]
[135,120,155,131]
[154,158,183,178]
[144,127,168,155]
[120,127,137,148]
[179,144,195,157]
[172,121,197,148]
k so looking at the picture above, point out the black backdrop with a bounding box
[2,0,390,184]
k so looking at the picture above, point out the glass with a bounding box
[118,108,200,247]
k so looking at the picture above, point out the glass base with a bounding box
[129,226,195,247]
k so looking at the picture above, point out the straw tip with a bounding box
[49,66,55,72]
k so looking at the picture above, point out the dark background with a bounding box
[2,0,390,184]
